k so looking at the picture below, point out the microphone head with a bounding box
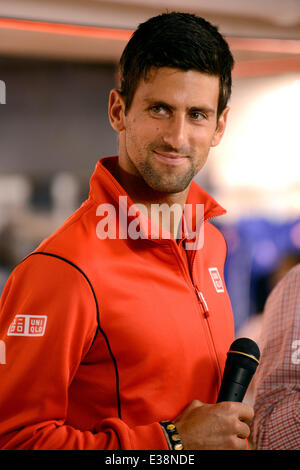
[217,338,260,402]
[226,337,260,373]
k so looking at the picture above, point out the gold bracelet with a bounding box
[160,421,184,450]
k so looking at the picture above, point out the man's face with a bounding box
[110,67,229,194]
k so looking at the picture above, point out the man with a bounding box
[251,264,300,450]
[0,12,253,450]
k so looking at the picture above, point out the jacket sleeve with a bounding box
[251,265,300,450]
[0,253,168,450]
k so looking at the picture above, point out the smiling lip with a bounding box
[153,150,188,165]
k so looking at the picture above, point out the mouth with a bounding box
[153,150,188,165]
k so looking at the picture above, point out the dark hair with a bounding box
[119,12,234,118]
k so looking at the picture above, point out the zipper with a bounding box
[178,240,209,319]
[194,285,222,379]
[177,242,222,379]
[174,238,215,324]
[194,286,209,318]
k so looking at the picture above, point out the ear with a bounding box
[108,89,126,132]
[211,106,230,147]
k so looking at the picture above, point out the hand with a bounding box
[174,400,254,450]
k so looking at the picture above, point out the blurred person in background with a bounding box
[0,12,254,450]
[251,263,300,449]
[237,252,300,409]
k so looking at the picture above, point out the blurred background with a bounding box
[0,0,299,334]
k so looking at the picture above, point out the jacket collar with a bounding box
[90,156,226,220]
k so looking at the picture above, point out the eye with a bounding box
[189,111,206,121]
[149,105,169,116]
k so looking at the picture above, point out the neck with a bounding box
[111,162,190,239]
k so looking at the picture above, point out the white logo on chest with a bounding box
[208,267,224,293]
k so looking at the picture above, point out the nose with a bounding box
[161,114,187,151]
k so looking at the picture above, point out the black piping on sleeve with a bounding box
[26,251,122,419]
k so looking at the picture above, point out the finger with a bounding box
[225,434,248,450]
[238,404,254,425]
[187,399,205,410]
[236,421,251,439]
[174,399,205,423]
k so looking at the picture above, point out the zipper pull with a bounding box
[195,287,210,318]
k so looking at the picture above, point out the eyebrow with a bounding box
[143,98,216,116]
[189,106,216,116]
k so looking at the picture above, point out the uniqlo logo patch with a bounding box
[7,315,47,337]
[208,267,224,293]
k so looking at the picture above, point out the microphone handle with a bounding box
[217,367,253,403]
[217,380,247,402]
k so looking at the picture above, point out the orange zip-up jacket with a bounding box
[0,156,234,449]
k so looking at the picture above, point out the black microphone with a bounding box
[217,337,260,403]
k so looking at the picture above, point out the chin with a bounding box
[147,177,192,194]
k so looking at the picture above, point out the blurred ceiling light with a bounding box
[228,37,300,55]
[0,17,299,55]
[0,17,132,40]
